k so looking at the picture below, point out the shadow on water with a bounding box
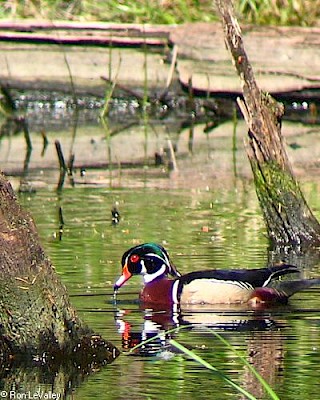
[1,85,320,398]
[0,354,116,399]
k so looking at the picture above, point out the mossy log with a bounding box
[214,0,320,247]
[0,172,119,366]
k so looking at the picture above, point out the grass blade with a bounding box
[207,329,280,400]
[169,339,258,400]
[127,324,279,400]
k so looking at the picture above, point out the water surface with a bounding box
[17,180,320,400]
[2,101,320,399]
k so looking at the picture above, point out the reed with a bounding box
[232,105,238,177]
[169,339,258,400]
[99,47,122,184]
[129,325,280,400]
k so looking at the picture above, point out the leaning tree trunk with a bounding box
[0,172,118,366]
[214,0,320,247]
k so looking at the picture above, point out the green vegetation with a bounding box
[169,339,259,400]
[1,0,320,26]
[130,326,280,400]
[238,0,320,27]
[0,0,215,24]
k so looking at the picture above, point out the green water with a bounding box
[2,110,320,399]
[16,181,320,400]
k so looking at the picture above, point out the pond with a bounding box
[1,95,320,399]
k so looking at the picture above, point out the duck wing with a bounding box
[179,264,299,289]
[271,278,320,298]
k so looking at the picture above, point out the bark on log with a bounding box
[214,0,320,247]
[0,20,170,47]
[0,172,119,366]
[0,31,167,47]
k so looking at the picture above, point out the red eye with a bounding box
[130,254,140,263]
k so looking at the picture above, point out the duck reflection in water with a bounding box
[115,308,174,356]
[114,300,285,357]
[114,302,289,399]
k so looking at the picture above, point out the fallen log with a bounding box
[0,172,119,366]
[0,31,167,47]
[2,20,320,100]
[214,0,320,247]
[0,20,170,47]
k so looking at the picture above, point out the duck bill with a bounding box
[114,264,132,291]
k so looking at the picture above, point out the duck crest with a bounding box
[130,242,181,278]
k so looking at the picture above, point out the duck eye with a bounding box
[130,254,140,263]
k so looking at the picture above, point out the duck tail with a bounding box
[274,278,320,298]
[263,264,299,286]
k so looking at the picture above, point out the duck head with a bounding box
[114,243,181,292]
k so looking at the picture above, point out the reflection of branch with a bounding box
[22,148,32,178]
[18,145,33,193]
[58,206,64,241]
[22,118,32,151]
[55,140,67,171]
[244,331,284,399]
[41,130,49,157]
[55,140,67,191]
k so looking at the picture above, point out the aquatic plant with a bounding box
[129,326,280,400]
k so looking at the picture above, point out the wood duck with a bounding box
[113,243,316,307]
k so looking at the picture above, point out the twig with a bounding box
[55,140,67,190]
[22,118,32,151]
[167,138,178,172]
[41,130,49,156]
[58,206,64,241]
[55,140,67,171]
[166,44,178,89]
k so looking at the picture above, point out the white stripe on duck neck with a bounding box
[142,261,167,283]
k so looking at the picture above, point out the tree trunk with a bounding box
[214,0,320,247]
[0,172,119,366]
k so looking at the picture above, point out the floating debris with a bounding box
[111,206,120,225]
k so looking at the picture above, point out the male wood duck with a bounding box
[114,243,318,307]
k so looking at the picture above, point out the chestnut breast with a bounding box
[140,278,175,306]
